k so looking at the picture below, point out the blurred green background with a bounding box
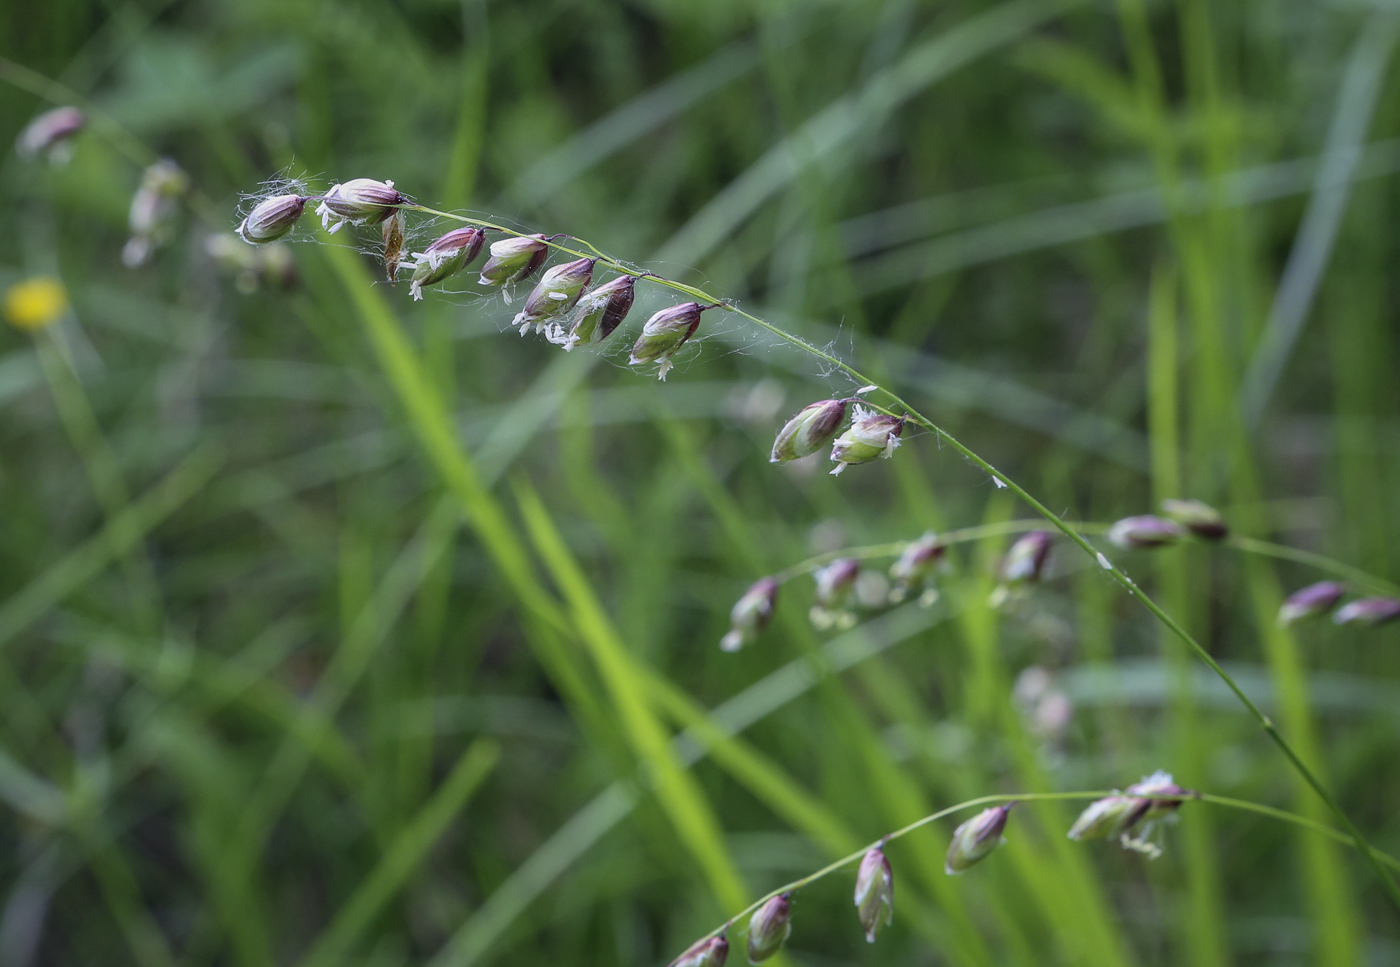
[3,0,1400,964]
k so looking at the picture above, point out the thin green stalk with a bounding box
[513,478,750,911]
[1197,794,1400,871]
[676,790,1400,956]
[82,829,180,967]
[396,202,1400,908]
[34,332,164,636]
[1227,536,1400,597]
[0,445,222,652]
[295,739,501,967]
[1146,258,1227,967]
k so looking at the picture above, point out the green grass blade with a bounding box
[513,478,749,911]
[656,0,1085,266]
[0,444,222,652]
[296,739,501,967]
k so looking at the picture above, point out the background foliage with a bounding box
[2,0,1399,964]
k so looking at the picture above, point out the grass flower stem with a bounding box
[674,789,1400,958]
[402,204,1400,908]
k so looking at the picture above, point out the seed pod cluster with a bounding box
[514,258,595,333]
[770,400,909,475]
[561,275,636,349]
[234,178,924,479]
[1104,499,1228,551]
[721,527,958,654]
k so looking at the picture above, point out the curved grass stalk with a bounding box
[401,203,1400,908]
[1227,536,1400,597]
[674,789,1400,957]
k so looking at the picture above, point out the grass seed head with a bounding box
[1000,531,1052,586]
[629,301,706,380]
[1160,498,1228,540]
[515,257,595,334]
[1067,795,1149,842]
[746,894,791,964]
[1124,770,1194,823]
[1107,515,1185,549]
[316,178,406,234]
[853,847,894,942]
[890,532,944,584]
[237,194,306,244]
[478,234,549,290]
[670,935,728,967]
[813,558,859,610]
[1333,597,1400,627]
[123,159,190,267]
[410,227,486,300]
[15,106,84,164]
[770,399,847,463]
[828,406,903,475]
[561,274,635,349]
[721,577,779,652]
[945,804,1012,875]
[1277,581,1347,626]
[810,557,859,629]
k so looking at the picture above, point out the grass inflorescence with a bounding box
[4,2,1400,966]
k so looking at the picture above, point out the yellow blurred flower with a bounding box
[3,277,68,331]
